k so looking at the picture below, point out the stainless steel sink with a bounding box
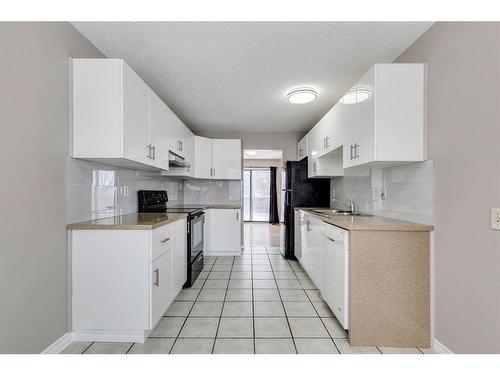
[310,209,372,217]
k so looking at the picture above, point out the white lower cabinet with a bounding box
[204,208,241,256]
[70,218,187,342]
[296,211,349,329]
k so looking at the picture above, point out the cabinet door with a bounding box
[193,136,213,179]
[207,209,241,254]
[307,127,319,178]
[297,135,308,160]
[340,85,359,168]
[150,249,173,329]
[122,61,150,165]
[212,139,242,180]
[166,106,181,155]
[351,66,376,167]
[173,218,187,298]
[149,90,170,170]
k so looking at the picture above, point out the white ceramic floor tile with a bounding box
[215,257,234,264]
[222,301,253,317]
[84,342,133,354]
[61,341,92,354]
[304,289,324,302]
[253,264,272,272]
[128,338,175,354]
[276,279,303,289]
[217,317,254,338]
[321,317,347,339]
[213,339,254,354]
[255,339,296,354]
[190,301,224,317]
[312,301,335,317]
[165,301,194,317]
[252,271,274,280]
[419,347,438,354]
[150,317,186,337]
[294,272,310,280]
[283,301,318,317]
[230,271,252,280]
[254,301,285,317]
[190,278,205,289]
[280,289,309,302]
[208,271,231,280]
[295,339,339,354]
[212,264,232,271]
[179,317,219,338]
[288,318,329,338]
[298,279,317,289]
[273,272,297,280]
[197,271,209,280]
[175,289,200,302]
[232,264,252,272]
[225,289,253,301]
[253,289,281,301]
[254,317,291,338]
[253,279,277,289]
[228,279,252,289]
[197,289,226,301]
[171,338,214,354]
[203,279,229,289]
[334,339,380,354]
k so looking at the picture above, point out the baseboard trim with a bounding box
[432,338,454,354]
[41,333,73,354]
[71,330,146,343]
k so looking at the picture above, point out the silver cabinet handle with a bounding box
[236,212,239,220]
[147,144,153,159]
[210,168,213,176]
[326,137,330,148]
[354,143,359,158]
[152,145,156,160]
[180,140,183,151]
[153,268,160,287]
[306,220,311,231]
[160,237,170,243]
[350,144,354,160]
[213,168,215,176]
[313,161,317,173]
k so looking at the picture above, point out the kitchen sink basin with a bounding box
[310,209,373,217]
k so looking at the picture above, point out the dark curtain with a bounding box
[269,166,279,224]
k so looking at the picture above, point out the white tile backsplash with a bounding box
[66,158,184,223]
[183,180,242,205]
[331,160,434,225]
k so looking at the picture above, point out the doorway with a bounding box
[242,149,283,222]
[243,168,270,221]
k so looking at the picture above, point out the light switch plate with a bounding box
[491,208,500,230]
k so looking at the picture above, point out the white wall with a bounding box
[395,22,500,354]
[0,22,104,353]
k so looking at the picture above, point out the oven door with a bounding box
[190,212,204,263]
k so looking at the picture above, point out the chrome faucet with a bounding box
[332,198,356,214]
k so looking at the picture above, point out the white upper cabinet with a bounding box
[212,139,242,180]
[149,89,170,170]
[193,136,213,179]
[343,63,425,168]
[300,63,425,174]
[297,134,308,160]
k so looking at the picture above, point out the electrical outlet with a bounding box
[380,187,388,200]
[372,188,379,201]
[491,208,500,230]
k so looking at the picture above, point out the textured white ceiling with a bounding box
[73,22,432,133]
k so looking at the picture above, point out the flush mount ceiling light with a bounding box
[286,87,318,104]
[340,89,372,104]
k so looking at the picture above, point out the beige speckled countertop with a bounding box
[295,207,433,232]
[168,204,241,209]
[67,213,188,230]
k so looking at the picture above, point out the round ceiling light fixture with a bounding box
[286,87,318,104]
[340,88,372,104]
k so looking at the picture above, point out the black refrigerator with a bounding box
[283,158,330,259]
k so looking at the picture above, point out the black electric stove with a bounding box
[138,190,204,288]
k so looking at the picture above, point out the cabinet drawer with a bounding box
[150,249,173,329]
[152,223,173,262]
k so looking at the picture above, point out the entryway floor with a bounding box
[63,223,434,354]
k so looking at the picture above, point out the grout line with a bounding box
[293,264,341,354]
[125,342,134,354]
[250,244,256,354]
[80,341,95,354]
[168,257,215,353]
[266,245,298,354]
[210,256,235,354]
